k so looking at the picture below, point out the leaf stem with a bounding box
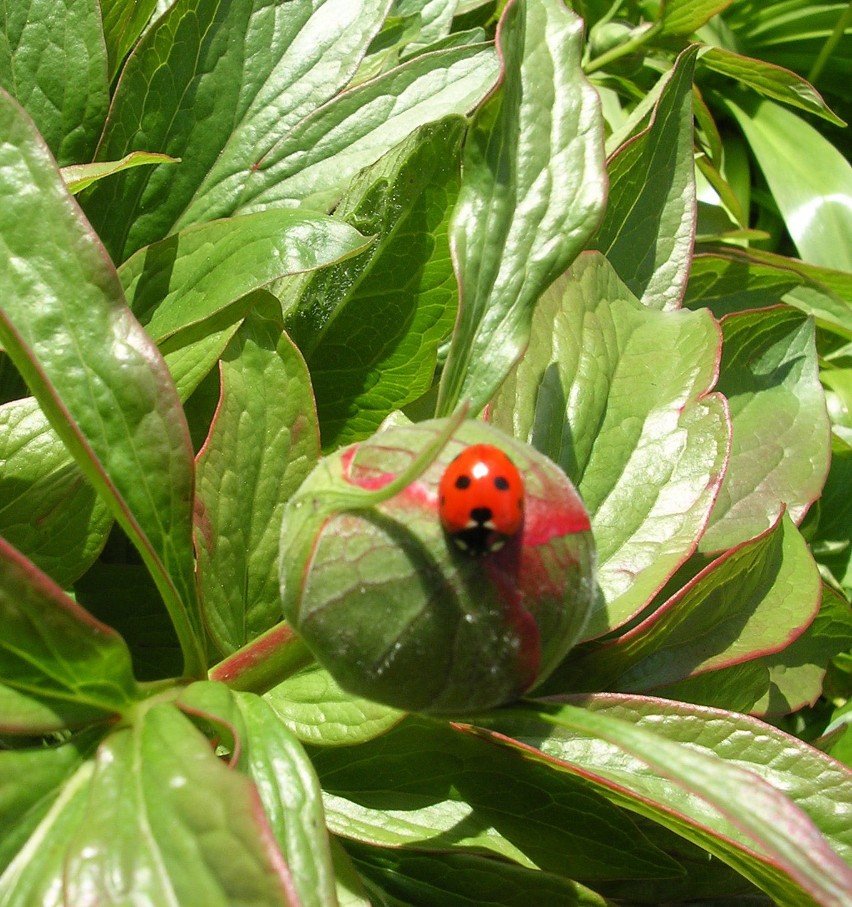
[585,22,662,75]
[208,622,315,694]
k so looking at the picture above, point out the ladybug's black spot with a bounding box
[454,474,472,490]
[494,475,510,491]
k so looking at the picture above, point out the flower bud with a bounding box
[280,420,595,714]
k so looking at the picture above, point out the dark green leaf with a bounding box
[348,843,609,907]
[311,717,683,881]
[660,0,734,36]
[592,45,698,310]
[285,118,463,447]
[0,537,138,733]
[0,398,111,588]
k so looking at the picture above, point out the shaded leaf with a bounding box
[700,306,830,552]
[0,537,137,734]
[311,717,683,881]
[0,397,111,588]
[493,254,729,637]
[284,117,463,447]
[660,0,734,36]
[347,842,609,906]
[474,702,852,906]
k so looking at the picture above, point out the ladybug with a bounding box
[438,444,524,555]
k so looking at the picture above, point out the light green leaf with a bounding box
[118,208,371,343]
[264,663,404,746]
[0,87,205,677]
[437,0,606,413]
[56,705,299,905]
[660,0,734,36]
[724,96,852,271]
[476,702,852,906]
[493,254,729,637]
[61,152,180,194]
[700,46,845,126]
[592,45,698,310]
[700,307,830,553]
[0,0,108,164]
[195,313,321,655]
[0,537,138,734]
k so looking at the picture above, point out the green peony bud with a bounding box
[280,419,596,714]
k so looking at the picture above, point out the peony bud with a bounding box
[280,419,596,714]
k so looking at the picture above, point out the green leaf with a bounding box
[0,88,206,677]
[347,843,609,907]
[83,0,496,261]
[699,46,845,126]
[0,729,100,872]
[573,695,852,864]
[700,307,830,553]
[195,312,321,655]
[235,694,339,907]
[658,582,852,714]
[493,254,729,637]
[548,513,821,695]
[284,117,463,447]
[311,717,683,881]
[23,704,300,906]
[724,96,852,271]
[591,45,698,310]
[475,702,852,906]
[0,397,112,588]
[177,682,339,907]
[61,152,180,194]
[0,537,138,734]
[0,0,109,164]
[0,757,94,904]
[205,41,499,224]
[119,209,372,343]
[98,0,160,79]
[437,0,605,414]
[264,663,404,747]
[660,0,734,36]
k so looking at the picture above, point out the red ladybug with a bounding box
[438,444,524,555]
